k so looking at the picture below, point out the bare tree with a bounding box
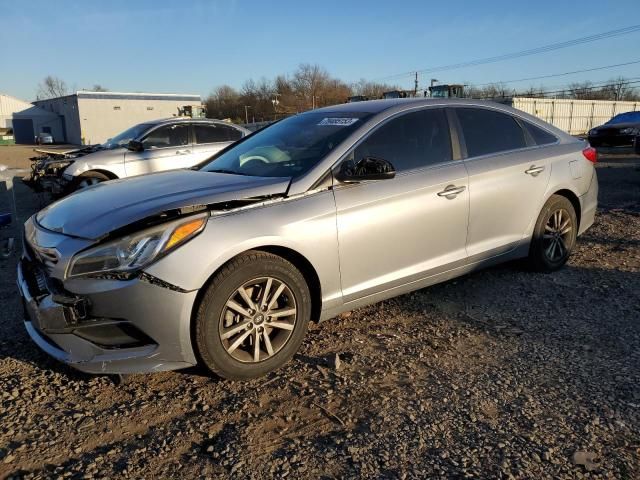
[91,84,109,92]
[568,81,595,100]
[351,79,399,99]
[291,64,330,109]
[601,77,638,101]
[205,85,242,121]
[36,75,68,99]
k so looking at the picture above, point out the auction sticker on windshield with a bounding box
[318,118,360,126]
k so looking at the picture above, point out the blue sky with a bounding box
[1,0,639,101]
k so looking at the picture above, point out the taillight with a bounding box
[582,147,597,163]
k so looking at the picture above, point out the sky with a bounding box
[1,0,639,101]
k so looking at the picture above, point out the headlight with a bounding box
[620,127,638,135]
[589,129,598,136]
[45,160,74,171]
[67,214,208,278]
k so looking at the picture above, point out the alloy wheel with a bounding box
[77,177,103,189]
[219,277,297,363]
[543,208,572,262]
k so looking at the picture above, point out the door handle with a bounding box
[525,165,545,176]
[437,185,466,199]
[176,149,191,155]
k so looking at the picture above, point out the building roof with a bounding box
[34,91,201,104]
[0,93,58,118]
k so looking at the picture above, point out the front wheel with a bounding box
[195,251,311,380]
[527,195,578,272]
[70,171,111,192]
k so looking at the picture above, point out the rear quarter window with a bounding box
[524,122,557,146]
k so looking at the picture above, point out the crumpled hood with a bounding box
[36,170,290,239]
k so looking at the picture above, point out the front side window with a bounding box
[456,108,527,157]
[353,108,451,172]
[142,124,189,149]
[201,111,372,177]
[102,123,153,149]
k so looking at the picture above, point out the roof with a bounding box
[143,117,250,132]
[312,97,505,114]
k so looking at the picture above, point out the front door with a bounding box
[333,108,469,303]
[124,123,194,176]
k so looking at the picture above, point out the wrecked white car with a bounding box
[28,118,249,195]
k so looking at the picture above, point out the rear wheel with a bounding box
[195,251,311,380]
[527,195,577,272]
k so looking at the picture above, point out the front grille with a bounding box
[22,259,50,298]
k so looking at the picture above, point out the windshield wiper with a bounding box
[207,169,249,176]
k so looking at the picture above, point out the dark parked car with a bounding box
[588,111,640,153]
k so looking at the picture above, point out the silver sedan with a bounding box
[18,99,598,379]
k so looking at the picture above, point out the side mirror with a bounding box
[127,139,144,152]
[335,157,396,183]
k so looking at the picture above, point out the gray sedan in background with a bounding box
[18,98,598,380]
[29,117,249,194]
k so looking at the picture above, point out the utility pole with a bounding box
[244,105,251,125]
[414,72,418,96]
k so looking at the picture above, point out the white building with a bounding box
[0,93,63,143]
[33,91,203,145]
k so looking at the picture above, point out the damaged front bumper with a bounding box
[17,255,199,374]
[27,156,74,195]
[30,173,72,195]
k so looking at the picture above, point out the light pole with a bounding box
[244,105,252,125]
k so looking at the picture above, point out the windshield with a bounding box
[201,112,373,177]
[102,123,153,149]
[606,112,640,124]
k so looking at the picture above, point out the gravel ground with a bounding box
[0,156,638,479]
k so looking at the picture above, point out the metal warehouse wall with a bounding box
[34,96,83,145]
[77,96,202,145]
[512,97,640,135]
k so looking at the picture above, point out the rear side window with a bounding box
[456,108,527,157]
[194,124,228,143]
[194,124,244,144]
[354,108,452,172]
[524,122,557,146]
[223,125,244,141]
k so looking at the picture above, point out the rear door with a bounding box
[191,123,244,165]
[333,108,469,302]
[124,123,194,176]
[453,107,553,257]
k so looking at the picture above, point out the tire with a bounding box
[195,251,311,380]
[70,171,110,192]
[527,195,578,272]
